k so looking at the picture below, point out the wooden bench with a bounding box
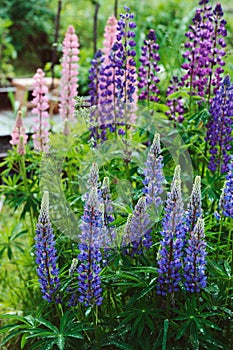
[11,77,60,115]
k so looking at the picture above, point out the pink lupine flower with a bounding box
[10,110,28,147]
[59,25,80,121]
[102,15,117,63]
[31,68,50,152]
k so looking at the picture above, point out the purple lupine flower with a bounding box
[165,76,185,122]
[59,25,80,121]
[157,169,185,295]
[142,134,165,211]
[138,29,160,104]
[183,218,207,292]
[77,187,103,306]
[186,176,202,232]
[88,49,104,143]
[31,68,50,152]
[123,197,152,256]
[205,75,233,173]
[219,159,233,218]
[35,191,60,302]
[109,6,138,134]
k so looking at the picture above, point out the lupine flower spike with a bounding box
[123,197,152,256]
[10,110,28,150]
[101,177,116,247]
[186,176,202,232]
[60,25,80,121]
[142,133,164,212]
[138,29,160,104]
[184,218,207,292]
[219,159,233,218]
[31,68,50,152]
[157,168,185,295]
[77,187,103,306]
[35,191,61,302]
[102,15,118,63]
[206,75,233,173]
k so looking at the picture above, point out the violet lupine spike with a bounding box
[219,160,233,218]
[35,191,61,303]
[59,25,79,121]
[186,176,202,232]
[31,68,50,152]
[157,177,185,295]
[205,75,233,173]
[123,197,152,256]
[77,187,103,307]
[109,6,137,134]
[183,218,207,292]
[10,110,28,149]
[88,49,104,142]
[142,133,165,210]
[138,29,160,104]
[165,77,185,122]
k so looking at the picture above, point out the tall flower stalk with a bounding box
[138,29,160,106]
[183,218,207,292]
[35,191,61,302]
[10,110,28,150]
[77,187,103,306]
[31,68,50,152]
[60,25,80,121]
[205,75,233,174]
[157,167,185,295]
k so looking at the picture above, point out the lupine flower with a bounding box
[60,25,79,121]
[186,176,202,232]
[77,187,103,306]
[109,6,137,134]
[31,68,50,152]
[17,135,26,155]
[35,191,61,302]
[123,197,152,256]
[102,15,118,63]
[166,77,185,122]
[219,159,233,218]
[205,75,233,173]
[10,110,28,148]
[88,49,104,142]
[142,133,165,210]
[183,218,207,292]
[138,29,160,104]
[157,170,185,295]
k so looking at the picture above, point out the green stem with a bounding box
[162,319,169,350]
[19,156,34,245]
[216,216,223,262]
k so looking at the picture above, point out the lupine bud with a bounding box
[186,176,202,232]
[10,110,28,147]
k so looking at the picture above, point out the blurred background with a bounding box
[1,0,233,96]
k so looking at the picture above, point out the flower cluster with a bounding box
[77,187,103,306]
[183,218,207,292]
[123,197,152,256]
[59,25,79,121]
[31,68,50,152]
[219,159,233,218]
[138,29,160,104]
[157,168,185,295]
[34,191,61,302]
[10,110,28,154]
[142,133,164,211]
[165,76,185,122]
[185,175,202,232]
[206,75,233,173]
[101,177,116,247]
[102,15,118,63]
